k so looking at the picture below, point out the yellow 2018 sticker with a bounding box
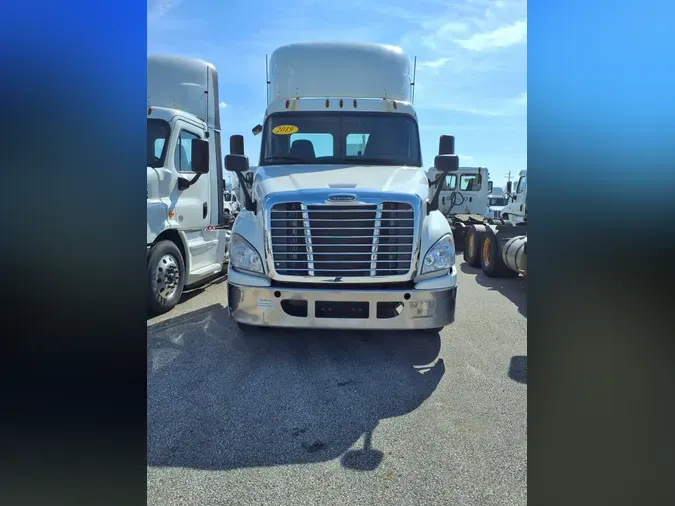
[272,125,299,135]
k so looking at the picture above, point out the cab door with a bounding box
[440,168,488,215]
[165,119,211,232]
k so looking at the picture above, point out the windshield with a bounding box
[147,118,170,168]
[488,197,507,207]
[516,175,527,194]
[260,112,422,167]
[223,193,232,202]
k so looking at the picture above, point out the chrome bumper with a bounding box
[227,282,457,330]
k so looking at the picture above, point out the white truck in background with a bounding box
[463,169,527,277]
[427,166,492,248]
[486,193,509,218]
[500,169,527,223]
[224,42,460,332]
[223,189,240,217]
[146,55,229,314]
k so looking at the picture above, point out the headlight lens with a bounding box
[421,234,455,274]
[230,234,264,275]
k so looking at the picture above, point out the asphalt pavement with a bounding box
[147,257,527,506]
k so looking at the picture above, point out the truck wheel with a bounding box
[480,227,518,278]
[148,240,185,314]
[463,225,486,267]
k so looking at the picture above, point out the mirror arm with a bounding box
[234,171,256,213]
[177,173,203,191]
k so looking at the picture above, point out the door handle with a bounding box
[469,197,473,202]
[520,204,523,211]
[203,202,208,218]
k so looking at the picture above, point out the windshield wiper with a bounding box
[262,156,308,164]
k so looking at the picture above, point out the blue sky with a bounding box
[147,0,526,189]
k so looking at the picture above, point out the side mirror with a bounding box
[506,181,512,194]
[190,138,210,174]
[438,135,455,155]
[488,181,494,193]
[252,124,263,136]
[225,154,250,173]
[434,154,459,173]
[230,134,245,155]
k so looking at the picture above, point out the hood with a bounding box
[253,164,429,201]
[488,205,506,212]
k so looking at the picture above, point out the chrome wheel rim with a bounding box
[156,254,180,299]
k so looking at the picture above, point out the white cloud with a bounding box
[421,91,526,117]
[147,0,184,23]
[418,57,452,69]
[219,102,229,109]
[456,20,527,51]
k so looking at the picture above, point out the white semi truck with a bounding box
[146,55,229,314]
[224,42,460,332]
[463,169,527,277]
[427,166,492,248]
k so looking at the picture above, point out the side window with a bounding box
[289,133,334,157]
[516,176,527,194]
[154,139,165,158]
[443,174,457,191]
[460,174,482,191]
[232,194,237,202]
[174,130,201,172]
[346,133,370,156]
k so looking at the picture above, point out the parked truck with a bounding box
[427,165,491,248]
[147,55,229,314]
[463,170,527,278]
[224,42,460,332]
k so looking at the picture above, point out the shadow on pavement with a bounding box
[508,355,527,384]
[147,304,445,471]
[459,261,527,318]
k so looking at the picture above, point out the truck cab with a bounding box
[435,167,490,216]
[486,193,510,218]
[146,55,228,314]
[224,42,459,332]
[500,169,527,222]
[223,190,240,217]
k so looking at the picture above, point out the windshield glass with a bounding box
[223,193,232,202]
[147,119,171,168]
[517,175,527,194]
[488,197,507,206]
[260,112,422,167]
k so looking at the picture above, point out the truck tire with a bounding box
[148,240,185,314]
[463,224,486,267]
[480,227,518,278]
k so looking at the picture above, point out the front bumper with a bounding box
[227,280,457,330]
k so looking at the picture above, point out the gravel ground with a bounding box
[147,257,527,506]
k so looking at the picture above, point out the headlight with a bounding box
[421,234,455,275]
[230,233,264,275]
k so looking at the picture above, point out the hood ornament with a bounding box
[327,194,357,203]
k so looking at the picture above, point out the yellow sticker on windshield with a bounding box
[272,125,299,135]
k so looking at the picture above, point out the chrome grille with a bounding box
[270,202,415,278]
